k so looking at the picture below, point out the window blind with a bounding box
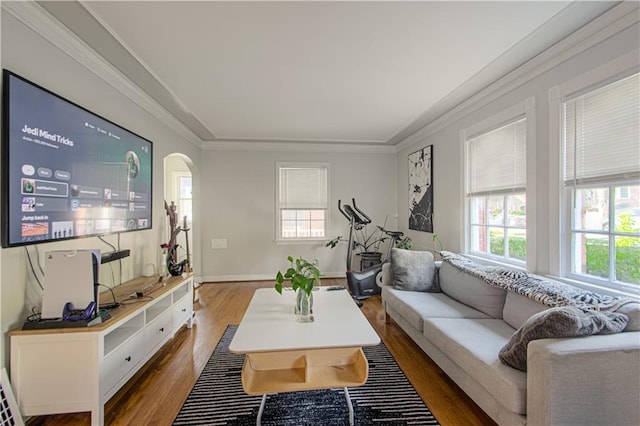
[563,72,640,185]
[467,117,527,196]
[279,166,328,209]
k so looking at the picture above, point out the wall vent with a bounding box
[0,369,24,426]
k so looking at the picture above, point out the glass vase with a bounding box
[295,288,314,323]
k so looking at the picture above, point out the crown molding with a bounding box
[396,1,639,152]
[202,140,397,154]
[2,1,203,149]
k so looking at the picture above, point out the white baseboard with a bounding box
[200,272,346,283]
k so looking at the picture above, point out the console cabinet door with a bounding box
[11,332,99,416]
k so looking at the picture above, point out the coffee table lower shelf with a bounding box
[240,347,368,425]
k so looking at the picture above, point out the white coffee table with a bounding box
[229,287,380,425]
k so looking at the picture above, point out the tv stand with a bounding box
[9,273,194,426]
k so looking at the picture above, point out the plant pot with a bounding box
[360,251,383,269]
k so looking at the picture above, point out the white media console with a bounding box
[10,273,194,426]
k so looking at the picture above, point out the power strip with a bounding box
[136,281,165,297]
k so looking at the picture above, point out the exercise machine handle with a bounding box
[351,198,372,224]
[338,199,350,221]
[338,199,365,224]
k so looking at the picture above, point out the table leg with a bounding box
[344,387,354,425]
[256,394,267,426]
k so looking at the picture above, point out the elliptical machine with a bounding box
[338,199,403,304]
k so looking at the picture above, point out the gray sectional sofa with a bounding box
[381,250,640,426]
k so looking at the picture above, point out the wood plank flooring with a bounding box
[27,279,496,426]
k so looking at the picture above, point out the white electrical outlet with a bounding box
[211,238,228,249]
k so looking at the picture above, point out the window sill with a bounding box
[464,253,640,300]
[274,239,328,246]
[464,253,527,271]
[548,275,640,299]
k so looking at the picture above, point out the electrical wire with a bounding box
[108,263,116,287]
[24,246,44,290]
[26,307,41,322]
[117,234,123,286]
[118,259,123,286]
[33,244,45,276]
[98,235,124,286]
[98,235,117,251]
[97,283,120,310]
[120,296,153,304]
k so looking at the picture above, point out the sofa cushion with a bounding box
[503,291,548,329]
[499,306,629,371]
[390,248,439,292]
[423,318,527,415]
[439,261,507,318]
[382,287,490,331]
[615,301,640,331]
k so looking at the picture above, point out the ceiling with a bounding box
[37,1,618,147]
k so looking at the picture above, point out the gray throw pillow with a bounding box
[391,248,439,292]
[498,306,628,371]
[614,301,640,331]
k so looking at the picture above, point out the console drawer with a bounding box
[173,294,191,331]
[144,309,173,353]
[102,331,144,395]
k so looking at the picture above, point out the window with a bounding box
[617,186,630,200]
[465,117,527,263]
[276,163,329,240]
[175,173,192,222]
[562,72,640,288]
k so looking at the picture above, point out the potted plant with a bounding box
[326,223,389,268]
[395,236,413,250]
[275,256,321,322]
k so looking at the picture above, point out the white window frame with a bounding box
[173,172,192,223]
[617,186,631,200]
[275,162,330,244]
[461,98,536,270]
[548,49,639,292]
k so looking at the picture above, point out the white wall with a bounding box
[0,8,201,369]
[199,148,397,280]
[395,11,639,276]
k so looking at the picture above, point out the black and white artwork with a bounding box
[408,145,433,232]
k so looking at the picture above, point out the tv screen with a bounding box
[2,70,153,247]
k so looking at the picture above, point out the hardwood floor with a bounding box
[28,279,496,426]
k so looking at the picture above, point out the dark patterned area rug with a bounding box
[173,325,439,425]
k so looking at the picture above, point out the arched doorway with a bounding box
[163,154,197,276]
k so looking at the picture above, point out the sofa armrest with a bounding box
[381,262,393,287]
[527,332,640,426]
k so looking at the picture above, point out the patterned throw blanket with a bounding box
[441,251,634,311]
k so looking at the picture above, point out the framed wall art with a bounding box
[408,145,433,233]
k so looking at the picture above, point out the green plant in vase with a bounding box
[275,256,322,322]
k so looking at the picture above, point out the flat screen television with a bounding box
[2,70,153,247]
